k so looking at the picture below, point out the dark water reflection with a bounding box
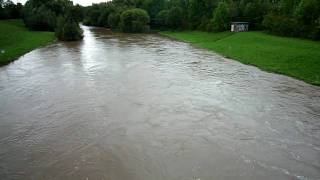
[0,26,320,180]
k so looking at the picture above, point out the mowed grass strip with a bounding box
[0,19,55,65]
[161,31,320,86]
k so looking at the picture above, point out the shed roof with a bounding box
[231,22,249,24]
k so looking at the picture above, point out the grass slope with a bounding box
[161,31,320,86]
[0,19,55,65]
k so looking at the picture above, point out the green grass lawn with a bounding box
[0,19,55,65]
[161,31,320,86]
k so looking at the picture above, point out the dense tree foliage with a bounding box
[23,0,70,31]
[83,3,110,26]
[155,10,169,28]
[167,6,184,29]
[81,0,319,39]
[21,0,83,41]
[0,0,22,19]
[3,0,314,39]
[119,8,150,32]
[263,0,320,39]
[55,15,83,41]
[210,2,230,32]
[189,0,217,30]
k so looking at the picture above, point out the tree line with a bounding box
[1,0,319,40]
[1,0,83,41]
[83,0,320,40]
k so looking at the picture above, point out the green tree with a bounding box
[294,0,320,39]
[23,0,74,31]
[23,0,83,41]
[262,13,298,36]
[83,4,102,26]
[279,0,300,15]
[294,0,319,25]
[243,1,270,29]
[24,5,57,31]
[71,4,84,22]
[135,0,167,20]
[167,6,184,29]
[108,12,121,29]
[210,1,230,32]
[55,15,83,41]
[156,9,169,27]
[189,0,218,29]
[119,8,150,33]
[98,10,111,27]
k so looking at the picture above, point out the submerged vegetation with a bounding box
[161,31,320,85]
[0,19,55,65]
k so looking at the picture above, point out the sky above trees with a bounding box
[12,0,110,6]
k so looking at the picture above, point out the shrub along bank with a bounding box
[22,0,83,41]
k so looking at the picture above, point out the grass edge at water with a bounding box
[0,19,56,66]
[159,31,320,86]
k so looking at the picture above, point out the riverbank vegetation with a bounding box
[82,0,320,40]
[1,0,83,41]
[161,31,320,85]
[0,0,83,64]
[120,8,150,33]
[0,19,55,65]
[22,0,83,41]
[1,0,319,84]
[2,0,319,40]
[81,0,319,85]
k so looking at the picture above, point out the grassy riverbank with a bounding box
[0,19,55,66]
[161,31,320,86]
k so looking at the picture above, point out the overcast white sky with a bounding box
[12,0,110,6]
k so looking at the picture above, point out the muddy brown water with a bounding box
[0,26,320,180]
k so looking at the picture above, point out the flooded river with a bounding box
[0,26,320,180]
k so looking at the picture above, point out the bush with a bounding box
[55,16,83,41]
[210,2,230,32]
[119,8,150,33]
[198,17,210,31]
[263,14,298,37]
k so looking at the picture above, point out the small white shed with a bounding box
[231,22,249,32]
